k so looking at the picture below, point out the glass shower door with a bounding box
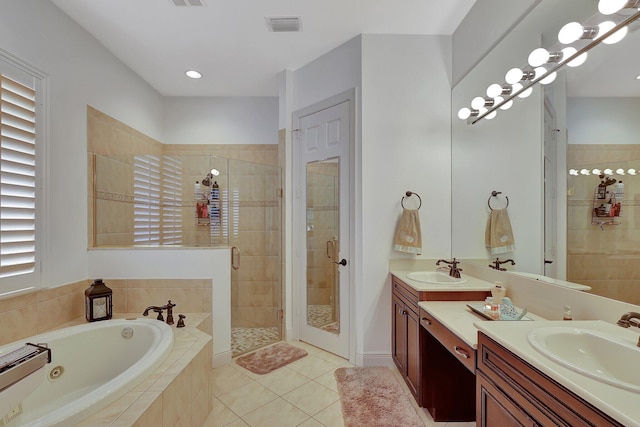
[227,158,283,356]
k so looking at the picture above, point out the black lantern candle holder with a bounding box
[85,279,113,322]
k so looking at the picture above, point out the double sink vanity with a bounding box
[390,259,640,426]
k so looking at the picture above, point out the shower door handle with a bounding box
[231,246,240,270]
[326,240,335,260]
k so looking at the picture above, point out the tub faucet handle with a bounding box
[153,308,164,322]
[165,300,175,325]
[176,314,186,328]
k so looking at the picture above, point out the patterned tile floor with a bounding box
[231,327,280,357]
[204,340,476,427]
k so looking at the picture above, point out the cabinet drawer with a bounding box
[419,307,475,373]
[392,276,420,308]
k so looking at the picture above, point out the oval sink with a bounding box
[405,271,466,284]
[528,326,640,393]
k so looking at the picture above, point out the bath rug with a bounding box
[334,367,424,427]
[235,342,307,374]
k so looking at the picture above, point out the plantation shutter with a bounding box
[0,74,36,281]
[160,155,182,244]
[134,155,161,244]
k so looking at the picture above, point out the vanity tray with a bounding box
[466,303,532,321]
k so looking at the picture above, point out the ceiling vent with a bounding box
[265,16,302,32]
[171,0,205,6]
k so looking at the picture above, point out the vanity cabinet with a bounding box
[476,332,624,427]
[391,275,489,410]
[420,307,476,422]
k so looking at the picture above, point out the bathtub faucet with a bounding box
[142,300,176,325]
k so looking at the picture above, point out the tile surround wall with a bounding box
[567,144,640,305]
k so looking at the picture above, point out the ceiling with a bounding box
[50,0,476,97]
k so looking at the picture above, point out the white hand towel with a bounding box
[485,208,515,255]
[394,209,422,255]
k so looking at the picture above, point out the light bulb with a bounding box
[558,22,584,44]
[185,70,202,79]
[569,169,579,176]
[540,71,557,85]
[486,110,497,120]
[604,168,613,175]
[512,82,523,93]
[599,0,628,14]
[628,169,637,175]
[616,168,625,175]
[505,68,524,84]
[471,96,487,110]
[598,21,628,44]
[561,47,588,67]
[534,67,547,79]
[486,83,504,98]
[592,169,602,175]
[458,107,471,120]
[528,48,550,67]
[211,168,220,176]
[580,169,591,175]
[518,87,533,98]
[499,99,513,110]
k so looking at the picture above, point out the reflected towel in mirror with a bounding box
[394,208,422,255]
[485,208,515,254]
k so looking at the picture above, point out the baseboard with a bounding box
[212,350,232,368]
[360,352,394,367]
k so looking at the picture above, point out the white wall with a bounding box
[0,0,164,288]
[163,96,279,145]
[567,97,640,145]
[360,34,453,361]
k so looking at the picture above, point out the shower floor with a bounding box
[231,326,280,357]
[308,304,339,334]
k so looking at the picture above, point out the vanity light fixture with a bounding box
[185,70,202,79]
[628,169,637,175]
[460,1,640,124]
[570,167,638,177]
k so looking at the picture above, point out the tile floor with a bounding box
[203,341,476,427]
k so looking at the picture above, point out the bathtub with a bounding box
[0,318,173,427]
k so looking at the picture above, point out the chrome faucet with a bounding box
[617,312,640,328]
[143,300,176,325]
[489,257,515,271]
[436,258,462,279]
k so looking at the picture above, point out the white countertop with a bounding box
[476,320,640,427]
[390,268,495,292]
[419,301,547,349]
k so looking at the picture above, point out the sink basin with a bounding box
[528,326,640,393]
[405,271,466,284]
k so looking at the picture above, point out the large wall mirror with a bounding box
[452,0,640,305]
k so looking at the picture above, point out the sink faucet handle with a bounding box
[153,308,164,322]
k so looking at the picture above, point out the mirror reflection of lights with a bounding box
[604,168,614,175]
[628,169,637,175]
[569,167,639,176]
[569,169,579,176]
[210,169,220,176]
[616,168,626,175]
[592,169,601,175]
[580,169,591,175]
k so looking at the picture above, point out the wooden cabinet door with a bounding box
[392,294,406,373]
[405,305,420,397]
[477,371,539,427]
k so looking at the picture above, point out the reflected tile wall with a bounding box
[567,144,640,305]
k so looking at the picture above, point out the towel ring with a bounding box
[402,191,422,210]
[488,191,509,210]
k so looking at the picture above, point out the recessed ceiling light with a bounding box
[185,70,202,79]
[636,74,640,80]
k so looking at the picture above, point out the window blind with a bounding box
[160,155,182,245]
[133,155,161,244]
[0,74,36,280]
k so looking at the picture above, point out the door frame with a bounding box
[292,88,356,363]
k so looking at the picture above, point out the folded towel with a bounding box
[394,208,422,255]
[485,208,515,255]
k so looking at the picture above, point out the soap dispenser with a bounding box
[563,305,572,321]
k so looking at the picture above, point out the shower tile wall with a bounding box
[567,144,640,305]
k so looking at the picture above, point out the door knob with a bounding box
[544,259,553,264]
[333,259,347,266]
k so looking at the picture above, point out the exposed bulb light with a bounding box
[598,0,629,15]
[616,168,626,175]
[471,96,491,109]
[537,68,557,85]
[505,68,524,84]
[185,70,202,79]
[528,48,562,67]
[604,168,614,175]
[486,110,497,120]
[569,169,579,176]
[592,169,602,175]
[580,169,591,175]
[628,169,637,175]
[561,47,588,67]
[211,168,220,176]
[499,99,514,110]
[558,22,599,44]
[458,107,472,120]
[486,83,504,98]
[598,21,628,44]
[518,87,533,98]
[636,75,640,80]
